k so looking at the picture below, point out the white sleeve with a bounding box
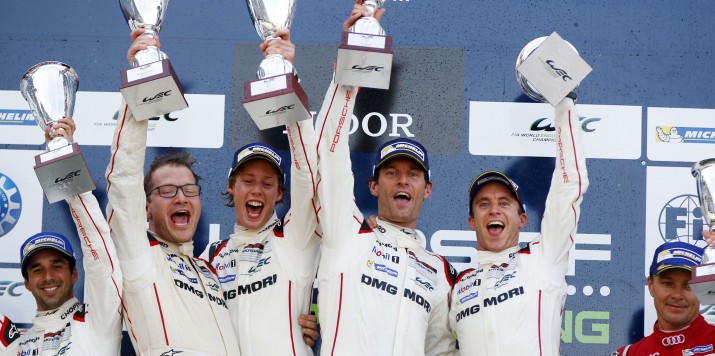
[66,191,123,339]
[278,117,321,282]
[105,103,155,283]
[536,97,589,265]
[315,81,361,253]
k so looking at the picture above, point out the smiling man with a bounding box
[449,96,589,355]
[613,241,715,355]
[314,6,457,354]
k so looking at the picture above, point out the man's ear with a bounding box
[519,212,528,229]
[423,182,433,200]
[71,266,79,284]
[368,179,379,198]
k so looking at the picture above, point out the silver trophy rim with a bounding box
[515,36,578,103]
[20,61,80,97]
[692,158,715,177]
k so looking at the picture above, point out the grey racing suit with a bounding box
[449,98,589,355]
[315,81,457,356]
[106,103,240,355]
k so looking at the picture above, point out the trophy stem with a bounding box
[47,136,70,152]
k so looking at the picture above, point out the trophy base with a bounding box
[34,143,95,204]
[242,73,310,130]
[335,31,393,90]
[691,262,715,305]
[120,59,188,121]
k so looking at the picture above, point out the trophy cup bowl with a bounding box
[246,0,298,79]
[690,159,715,304]
[20,62,95,204]
[515,36,579,103]
[20,61,79,152]
[119,0,169,67]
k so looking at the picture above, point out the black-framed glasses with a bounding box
[147,184,201,198]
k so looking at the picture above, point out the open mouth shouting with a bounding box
[246,200,265,219]
[486,221,505,236]
[394,191,412,206]
[171,210,191,226]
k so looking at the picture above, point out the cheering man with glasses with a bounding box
[104,29,240,355]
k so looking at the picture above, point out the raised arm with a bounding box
[538,97,589,264]
[104,29,155,282]
[66,191,123,341]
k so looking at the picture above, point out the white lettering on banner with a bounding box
[307,111,415,138]
[429,230,611,275]
[468,101,641,159]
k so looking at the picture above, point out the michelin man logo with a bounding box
[658,194,706,247]
[0,173,22,237]
[656,126,684,143]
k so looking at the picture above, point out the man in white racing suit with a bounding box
[104,30,240,355]
[314,5,457,355]
[4,118,123,356]
[449,96,589,355]
[206,32,321,353]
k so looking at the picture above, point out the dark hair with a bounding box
[22,253,76,280]
[222,159,286,207]
[144,151,202,200]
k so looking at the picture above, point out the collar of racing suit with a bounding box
[652,314,706,345]
[230,212,280,248]
[374,218,425,250]
[147,230,195,256]
[33,297,81,332]
[477,245,521,266]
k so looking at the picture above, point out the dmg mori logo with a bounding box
[658,194,706,246]
[530,116,601,133]
[0,172,22,237]
[545,60,572,81]
[266,104,295,115]
[55,170,81,183]
[351,65,384,72]
[143,90,171,102]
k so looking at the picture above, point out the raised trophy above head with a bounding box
[119,0,169,67]
[118,0,187,121]
[20,61,79,152]
[242,0,310,130]
[335,0,393,90]
[515,33,591,106]
[690,159,715,304]
[246,0,298,79]
[350,0,386,36]
[20,62,95,204]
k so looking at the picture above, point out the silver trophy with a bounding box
[515,36,579,103]
[118,0,187,121]
[242,0,310,130]
[20,62,95,204]
[335,0,393,89]
[690,159,715,304]
[119,0,168,67]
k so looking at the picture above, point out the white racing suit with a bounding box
[106,104,240,355]
[449,98,589,355]
[6,192,123,355]
[206,119,320,356]
[316,82,457,355]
